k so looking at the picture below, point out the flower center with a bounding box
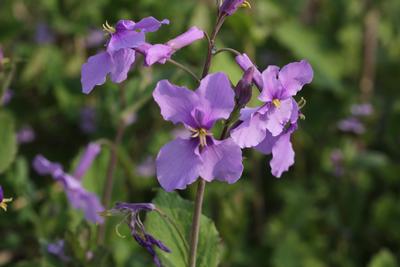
[0,197,13,211]
[189,127,212,147]
[102,21,116,34]
[272,99,281,108]
[241,1,251,9]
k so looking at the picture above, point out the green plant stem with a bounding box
[214,47,241,57]
[167,59,200,83]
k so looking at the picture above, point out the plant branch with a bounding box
[167,59,201,83]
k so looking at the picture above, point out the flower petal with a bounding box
[133,17,170,32]
[66,188,104,224]
[195,72,235,124]
[81,52,112,94]
[33,155,64,176]
[270,131,295,178]
[144,44,173,65]
[107,31,145,53]
[259,66,283,102]
[230,112,268,148]
[255,131,278,154]
[235,53,263,90]
[153,80,199,127]
[73,143,101,180]
[265,98,293,136]
[110,48,136,83]
[156,138,201,191]
[166,26,204,50]
[278,60,313,98]
[199,138,243,184]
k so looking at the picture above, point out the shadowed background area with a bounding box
[1,0,400,266]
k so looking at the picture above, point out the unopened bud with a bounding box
[234,67,254,107]
[219,0,250,16]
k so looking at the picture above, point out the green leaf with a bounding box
[368,249,398,267]
[146,190,223,267]
[0,112,17,173]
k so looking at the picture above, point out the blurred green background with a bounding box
[1,0,400,266]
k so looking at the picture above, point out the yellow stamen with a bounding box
[0,198,13,211]
[272,99,281,108]
[102,21,116,34]
[241,1,251,9]
[190,128,212,147]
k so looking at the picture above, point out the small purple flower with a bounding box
[330,149,344,177]
[136,156,156,177]
[35,22,55,44]
[0,185,12,211]
[350,103,373,117]
[85,29,105,48]
[47,240,70,262]
[231,55,313,147]
[81,17,169,94]
[337,117,365,134]
[1,89,13,106]
[16,125,35,144]
[219,0,251,16]
[136,26,204,66]
[80,107,97,134]
[153,72,244,191]
[105,202,170,267]
[32,143,104,223]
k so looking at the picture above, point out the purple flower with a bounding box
[80,107,97,134]
[32,143,104,223]
[219,0,251,16]
[47,240,70,262]
[136,26,204,66]
[330,149,344,177]
[85,29,105,48]
[105,202,169,267]
[136,156,156,177]
[231,55,313,148]
[337,117,365,134]
[0,185,12,211]
[81,17,169,94]
[35,22,55,44]
[153,72,244,191]
[350,103,373,117]
[16,125,35,144]
[1,89,13,106]
[234,67,254,107]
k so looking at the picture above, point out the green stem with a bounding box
[167,59,200,83]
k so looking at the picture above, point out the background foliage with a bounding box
[1,0,400,266]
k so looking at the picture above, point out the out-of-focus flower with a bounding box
[350,103,373,117]
[136,156,156,177]
[330,149,344,177]
[219,0,251,16]
[103,202,170,267]
[153,72,243,191]
[16,125,35,144]
[337,117,365,134]
[47,240,70,262]
[136,26,204,66]
[80,107,97,134]
[234,67,254,108]
[85,29,105,48]
[81,17,169,94]
[35,22,55,44]
[32,143,104,223]
[0,185,12,211]
[1,89,13,105]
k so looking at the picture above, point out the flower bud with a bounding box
[219,0,251,16]
[234,67,254,107]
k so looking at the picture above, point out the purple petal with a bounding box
[230,112,268,148]
[73,143,101,180]
[156,138,201,191]
[33,155,64,177]
[1,89,13,106]
[290,98,300,123]
[265,98,293,136]
[16,125,35,144]
[337,117,365,134]
[110,48,136,83]
[195,72,235,125]
[350,103,373,117]
[235,54,263,90]
[144,44,173,65]
[270,131,295,178]
[220,0,246,16]
[107,31,145,53]
[47,240,70,262]
[278,60,313,98]
[66,187,104,224]
[81,52,112,94]
[153,80,199,127]
[199,138,243,184]
[114,202,156,213]
[132,17,170,32]
[259,66,283,102]
[255,131,278,155]
[0,186,3,202]
[166,26,204,50]
[115,20,136,31]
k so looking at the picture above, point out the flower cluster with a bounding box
[33,143,104,223]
